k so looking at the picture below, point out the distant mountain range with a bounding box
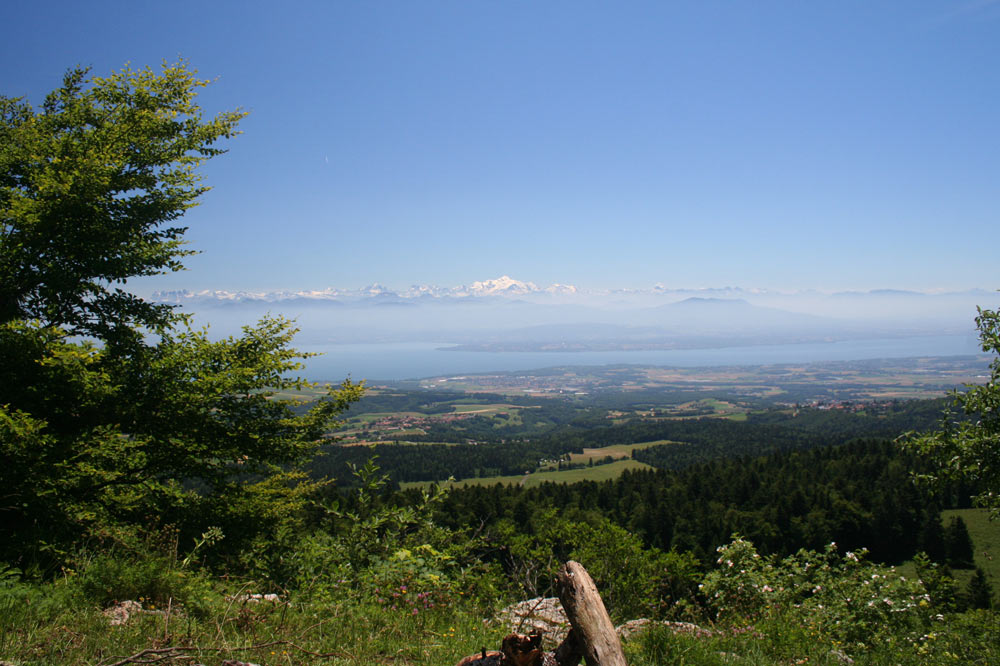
[150,279,996,349]
[152,275,581,304]
[152,277,992,308]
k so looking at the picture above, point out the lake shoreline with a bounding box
[298,334,984,382]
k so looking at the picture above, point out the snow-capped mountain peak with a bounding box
[545,283,578,295]
[463,275,541,296]
[152,277,582,305]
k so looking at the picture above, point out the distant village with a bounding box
[420,374,591,395]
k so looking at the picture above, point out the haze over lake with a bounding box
[298,334,983,383]
[166,283,996,382]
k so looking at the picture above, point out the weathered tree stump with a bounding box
[556,561,627,666]
[454,561,622,666]
[553,628,583,666]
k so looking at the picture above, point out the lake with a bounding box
[298,334,984,382]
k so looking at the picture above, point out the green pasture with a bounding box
[563,440,678,465]
[267,384,332,402]
[450,403,520,415]
[942,508,1000,599]
[697,398,746,417]
[404,458,653,491]
[897,508,1000,606]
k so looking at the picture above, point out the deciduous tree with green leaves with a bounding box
[0,62,362,568]
[901,303,1000,518]
[1,62,244,341]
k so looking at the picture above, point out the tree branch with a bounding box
[100,640,358,666]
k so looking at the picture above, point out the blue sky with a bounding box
[4,1,999,294]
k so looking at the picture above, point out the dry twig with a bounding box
[99,639,356,666]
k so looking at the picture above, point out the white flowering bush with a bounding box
[702,536,938,651]
[700,535,770,619]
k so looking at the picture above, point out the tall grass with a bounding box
[2,558,996,666]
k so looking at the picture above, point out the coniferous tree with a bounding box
[917,508,947,562]
[944,515,976,568]
[965,567,993,610]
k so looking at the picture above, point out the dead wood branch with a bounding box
[100,639,355,666]
[556,561,627,666]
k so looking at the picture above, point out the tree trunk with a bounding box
[555,561,627,666]
[553,628,583,666]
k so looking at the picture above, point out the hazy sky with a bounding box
[4,1,999,294]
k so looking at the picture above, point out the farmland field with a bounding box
[559,440,678,466]
[942,508,1000,604]
[402,458,653,490]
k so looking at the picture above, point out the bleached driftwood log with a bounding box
[556,561,627,666]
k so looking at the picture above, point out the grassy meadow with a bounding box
[942,508,1000,605]
[402,458,654,490]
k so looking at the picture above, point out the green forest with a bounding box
[2,63,999,665]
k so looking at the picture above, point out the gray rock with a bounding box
[102,600,146,626]
[494,597,570,647]
[226,592,284,604]
[829,649,855,665]
[494,598,716,647]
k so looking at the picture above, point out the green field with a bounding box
[450,402,518,413]
[351,410,426,423]
[267,384,332,402]
[561,439,678,465]
[402,458,653,490]
[898,508,1000,606]
[942,508,1000,604]
[449,403,525,425]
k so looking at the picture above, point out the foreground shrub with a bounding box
[65,550,217,617]
[702,536,935,653]
[492,507,701,621]
[289,458,507,612]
